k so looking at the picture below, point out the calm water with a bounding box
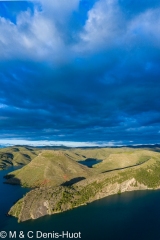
[1,168,160,240]
[78,159,102,168]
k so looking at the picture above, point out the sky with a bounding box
[0,0,160,147]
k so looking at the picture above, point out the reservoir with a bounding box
[1,168,160,240]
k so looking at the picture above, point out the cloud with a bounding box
[79,0,125,51]
[40,0,80,18]
[78,0,160,53]
[0,0,160,145]
[125,8,160,49]
[0,0,80,62]
[0,10,47,60]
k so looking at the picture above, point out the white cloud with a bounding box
[78,0,125,51]
[0,0,160,62]
[77,0,160,53]
[0,139,124,147]
[17,9,64,57]
[0,11,61,61]
[0,0,80,62]
[125,8,160,48]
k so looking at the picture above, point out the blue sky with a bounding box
[0,0,160,147]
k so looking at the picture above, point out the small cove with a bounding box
[78,158,102,168]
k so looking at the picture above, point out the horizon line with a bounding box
[0,139,160,148]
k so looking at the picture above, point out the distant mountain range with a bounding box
[0,143,160,149]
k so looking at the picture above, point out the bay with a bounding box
[1,168,160,239]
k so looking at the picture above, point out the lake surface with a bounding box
[78,159,102,168]
[0,167,29,229]
[1,168,160,240]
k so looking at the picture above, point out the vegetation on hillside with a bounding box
[2,146,160,222]
[0,146,39,170]
[4,150,93,188]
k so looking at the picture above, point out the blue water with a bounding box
[1,168,160,240]
[78,159,102,168]
[0,167,29,230]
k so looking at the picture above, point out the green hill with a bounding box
[5,146,160,222]
[9,151,160,222]
[5,150,93,188]
[0,146,39,170]
[93,150,158,172]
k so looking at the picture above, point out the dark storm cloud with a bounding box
[0,0,160,145]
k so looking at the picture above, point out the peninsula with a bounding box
[2,146,160,222]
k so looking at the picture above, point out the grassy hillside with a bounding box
[64,147,158,161]
[5,146,160,222]
[64,147,128,161]
[0,146,39,170]
[9,152,160,222]
[93,150,158,172]
[5,150,94,188]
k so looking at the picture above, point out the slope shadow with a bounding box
[102,160,150,174]
[61,177,86,186]
[3,174,21,185]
